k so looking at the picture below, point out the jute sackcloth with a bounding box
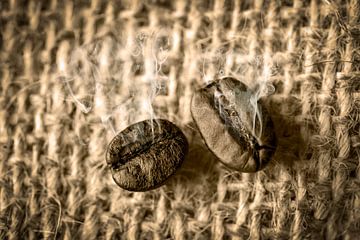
[0,0,359,239]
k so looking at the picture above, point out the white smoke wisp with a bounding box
[195,34,276,140]
[57,29,173,145]
[197,40,234,85]
[149,29,172,139]
[59,43,100,114]
[249,56,276,139]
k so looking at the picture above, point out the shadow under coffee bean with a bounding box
[191,77,277,172]
[106,119,189,191]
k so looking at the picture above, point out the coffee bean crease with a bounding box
[191,77,277,172]
[106,119,188,191]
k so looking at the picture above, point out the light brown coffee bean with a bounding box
[106,119,188,191]
[191,77,277,172]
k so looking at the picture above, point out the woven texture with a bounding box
[1,0,360,239]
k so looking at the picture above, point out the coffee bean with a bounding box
[191,77,277,172]
[106,119,188,191]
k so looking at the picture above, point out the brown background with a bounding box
[0,0,359,239]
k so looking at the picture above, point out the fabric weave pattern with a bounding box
[0,0,359,239]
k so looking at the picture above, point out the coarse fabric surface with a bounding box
[0,0,359,239]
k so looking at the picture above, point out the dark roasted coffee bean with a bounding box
[106,119,188,191]
[191,77,277,172]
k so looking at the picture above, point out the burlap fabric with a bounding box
[0,0,359,239]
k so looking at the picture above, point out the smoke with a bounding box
[57,25,276,143]
[190,31,277,139]
[57,29,172,143]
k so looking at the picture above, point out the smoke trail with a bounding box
[197,39,276,140]
[56,29,174,144]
